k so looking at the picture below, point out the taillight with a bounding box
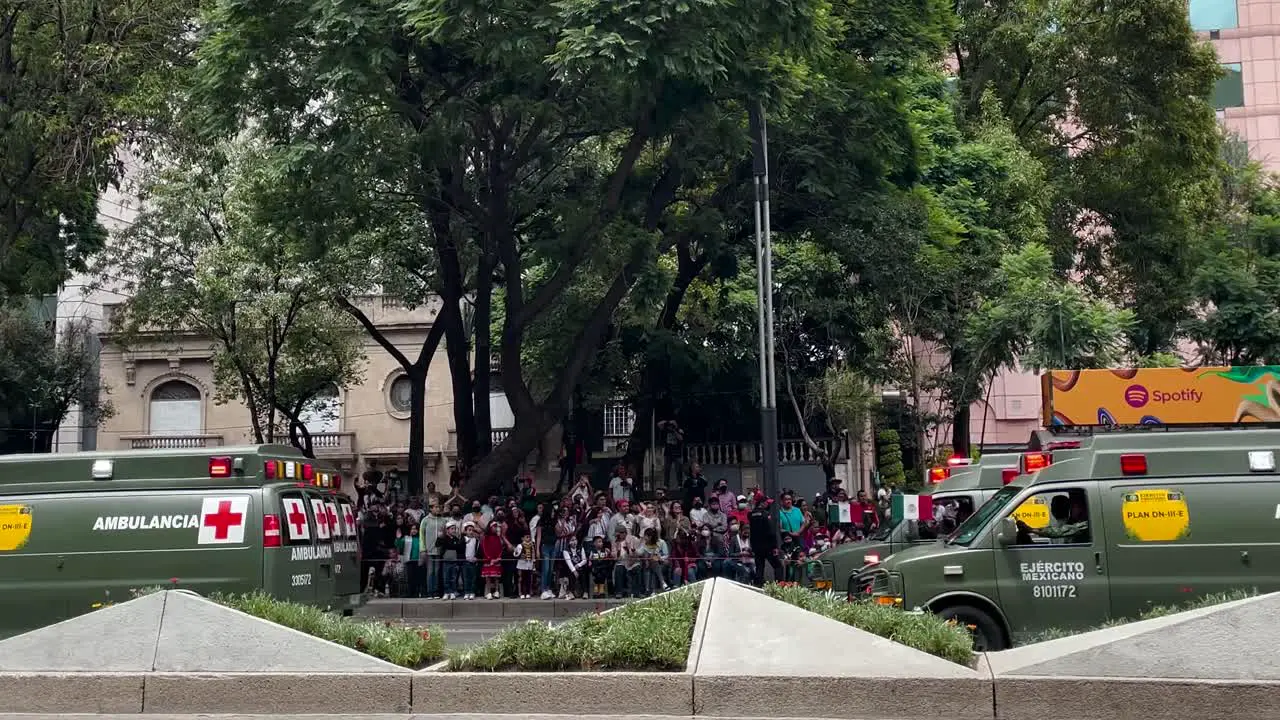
[1119,453,1147,475]
[928,466,948,483]
[263,514,282,548]
[863,553,880,565]
[1021,452,1051,473]
[1001,468,1018,485]
[209,456,233,478]
[1045,440,1081,450]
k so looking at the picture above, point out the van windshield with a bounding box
[946,485,1021,546]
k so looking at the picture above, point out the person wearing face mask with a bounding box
[702,497,728,538]
[688,497,708,528]
[726,523,754,583]
[663,501,691,544]
[728,495,750,526]
[712,480,736,520]
[695,525,723,579]
[681,462,708,511]
[748,493,783,586]
[468,502,486,530]
[561,536,589,598]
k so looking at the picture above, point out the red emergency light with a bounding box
[1119,453,1148,475]
[263,514,282,548]
[1045,440,1082,450]
[946,457,971,466]
[1001,468,1018,485]
[927,466,949,483]
[1021,452,1052,474]
[302,463,314,482]
[209,456,233,478]
[264,460,278,479]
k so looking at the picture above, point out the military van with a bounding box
[866,429,1280,650]
[817,454,1020,596]
[0,445,362,639]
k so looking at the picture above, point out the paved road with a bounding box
[412,616,568,648]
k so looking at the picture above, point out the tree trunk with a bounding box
[407,365,427,494]
[951,403,971,459]
[440,298,477,465]
[620,243,706,476]
[473,251,494,457]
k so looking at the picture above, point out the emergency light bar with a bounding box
[946,457,972,466]
[1119,454,1147,475]
[1001,468,1018,485]
[927,466,949,483]
[208,456,233,478]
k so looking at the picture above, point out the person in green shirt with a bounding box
[397,524,424,597]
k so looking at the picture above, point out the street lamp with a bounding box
[749,101,780,498]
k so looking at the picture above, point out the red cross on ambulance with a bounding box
[324,502,340,536]
[197,497,249,545]
[310,498,331,540]
[342,505,356,537]
[282,497,310,541]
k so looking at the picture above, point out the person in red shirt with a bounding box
[728,494,749,526]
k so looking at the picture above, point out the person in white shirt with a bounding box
[609,469,635,505]
[461,523,479,600]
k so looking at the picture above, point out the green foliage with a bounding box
[93,142,365,450]
[806,367,878,439]
[955,0,1224,354]
[1026,589,1257,644]
[447,585,700,671]
[876,430,907,488]
[212,591,446,668]
[0,1,191,300]
[0,304,112,454]
[764,583,973,666]
[1186,158,1280,365]
[967,243,1134,372]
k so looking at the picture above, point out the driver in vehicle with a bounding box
[1017,495,1089,544]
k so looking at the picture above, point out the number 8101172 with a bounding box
[1032,584,1076,598]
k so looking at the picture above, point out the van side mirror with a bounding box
[995,516,1018,547]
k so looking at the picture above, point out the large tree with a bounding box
[0,304,110,454]
[95,143,365,454]
[190,0,950,495]
[0,0,191,301]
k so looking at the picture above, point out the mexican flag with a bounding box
[831,502,854,524]
[891,494,934,523]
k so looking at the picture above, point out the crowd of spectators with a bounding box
[354,462,893,600]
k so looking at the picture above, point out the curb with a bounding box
[7,669,1280,717]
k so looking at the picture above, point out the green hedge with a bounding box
[211,591,446,669]
[447,585,700,671]
[765,584,974,666]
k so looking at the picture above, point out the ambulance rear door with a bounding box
[299,487,337,607]
[331,495,362,608]
[266,486,320,605]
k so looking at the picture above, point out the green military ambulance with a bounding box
[867,429,1280,650]
[816,454,1020,596]
[0,445,362,639]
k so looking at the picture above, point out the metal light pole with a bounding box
[749,101,780,498]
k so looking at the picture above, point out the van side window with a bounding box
[1010,488,1091,546]
[279,492,314,546]
[918,496,975,540]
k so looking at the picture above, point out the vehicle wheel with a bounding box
[937,604,1006,651]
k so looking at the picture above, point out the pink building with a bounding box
[1204,0,1280,165]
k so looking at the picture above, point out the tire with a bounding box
[937,604,1006,651]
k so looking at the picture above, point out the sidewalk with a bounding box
[356,597,633,620]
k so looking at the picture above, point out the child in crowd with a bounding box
[480,522,504,599]
[515,533,536,598]
[589,535,611,597]
[562,536,589,598]
[462,522,479,600]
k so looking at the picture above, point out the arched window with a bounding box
[148,380,202,435]
[389,375,414,414]
[300,384,342,434]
